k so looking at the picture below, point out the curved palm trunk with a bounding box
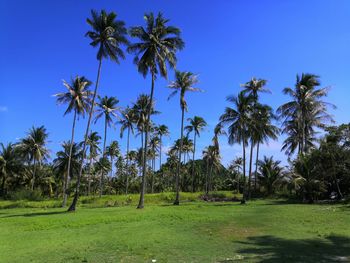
[31,158,37,191]
[125,126,130,194]
[87,155,93,196]
[137,72,155,209]
[241,138,247,204]
[174,107,185,205]
[248,141,254,200]
[191,132,197,192]
[99,115,108,197]
[254,142,260,191]
[62,109,77,207]
[68,58,102,212]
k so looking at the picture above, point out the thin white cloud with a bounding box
[0,106,8,112]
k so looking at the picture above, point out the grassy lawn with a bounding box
[0,194,349,262]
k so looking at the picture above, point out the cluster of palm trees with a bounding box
[1,10,337,209]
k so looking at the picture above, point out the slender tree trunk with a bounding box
[191,133,197,192]
[209,163,213,192]
[241,139,246,204]
[205,161,209,195]
[174,107,185,205]
[159,135,162,170]
[68,58,102,212]
[99,115,108,198]
[254,142,260,192]
[31,158,37,191]
[137,72,155,209]
[62,109,77,207]
[151,157,155,193]
[125,126,130,194]
[87,156,93,196]
[248,141,254,200]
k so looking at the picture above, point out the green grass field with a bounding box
[0,193,349,262]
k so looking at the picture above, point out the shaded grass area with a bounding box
[0,197,349,262]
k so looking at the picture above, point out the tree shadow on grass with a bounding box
[0,210,67,218]
[225,235,350,263]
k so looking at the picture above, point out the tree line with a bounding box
[1,10,349,210]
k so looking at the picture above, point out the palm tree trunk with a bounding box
[241,138,246,204]
[248,141,254,200]
[99,115,108,197]
[254,142,260,192]
[62,109,77,207]
[68,58,102,212]
[31,158,37,191]
[125,126,130,194]
[209,163,213,192]
[205,161,209,195]
[174,107,185,205]
[151,157,155,193]
[87,156,93,196]
[137,72,155,209]
[191,133,197,192]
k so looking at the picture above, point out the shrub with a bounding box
[9,189,43,201]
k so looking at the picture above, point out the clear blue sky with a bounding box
[1,0,349,167]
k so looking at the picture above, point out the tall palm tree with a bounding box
[53,142,83,201]
[168,70,201,205]
[106,141,120,177]
[128,12,184,209]
[241,78,270,199]
[202,145,221,195]
[68,10,128,211]
[119,106,135,194]
[185,116,207,192]
[17,126,49,190]
[149,135,160,193]
[94,95,120,197]
[86,131,101,195]
[219,92,253,203]
[277,73,335,156]
[54,76,91,206]
[0,143,22,197]
[155,124,170,170]
[252,104,279,191]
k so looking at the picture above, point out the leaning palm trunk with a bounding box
[100,115,108,197]
[68,59,102,212]
[248,141,254,200]
[191,132,197,192]
[241,138,247,204]
[174,107,185,205]
[254,142,260,191]
[125,126,130,194]
[31,158,37,191]
[63,109,77,207]
[137,73,155,209]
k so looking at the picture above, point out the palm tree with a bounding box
[17,126,49,190]
[185,116,207,192]
[68,10,128,212]
[202,145,221,195]
[240,78,270,199]
[149,135,160,193]
[119,106,135,194]
[128,12,184,209]
[219,92,253,203]
[94,95,120,197]
[257,156,284,196]
[54,76,91,206]
[155,124,170,170]
[106,141,120,177]
[0,143,22,197]
[277,73,335,156]
[86,131,101,195]
[53,142,83,201]
[251,104,279,191]
[168,70,201,205]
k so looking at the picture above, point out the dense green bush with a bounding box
[9,189,43,201]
